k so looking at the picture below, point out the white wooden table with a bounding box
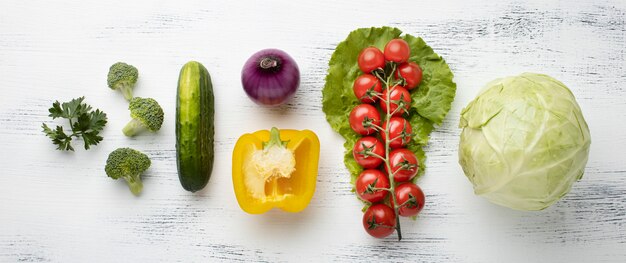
[1,0,625,262]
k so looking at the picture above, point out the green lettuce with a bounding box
[322,27,456,184]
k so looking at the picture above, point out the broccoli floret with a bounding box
[107,62,138,100]
[122,97,164,137]
[105,148,151,196]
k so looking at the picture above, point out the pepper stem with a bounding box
[264,127,288,148]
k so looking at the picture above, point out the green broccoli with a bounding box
[122,97,164,137]
[107,62,138,100]
[105,148,151,196]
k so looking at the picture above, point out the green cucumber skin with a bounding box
[176,61,215,192]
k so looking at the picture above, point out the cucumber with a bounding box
[176,61,214,192]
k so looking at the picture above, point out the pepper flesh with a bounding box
[232,128,320,214]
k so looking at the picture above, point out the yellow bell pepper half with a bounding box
[232,127,320,214]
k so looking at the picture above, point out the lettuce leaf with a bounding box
[322,27,456,185]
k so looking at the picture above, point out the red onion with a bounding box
[241,49,300,106]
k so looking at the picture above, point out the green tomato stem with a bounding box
[369,123,384,132]
[372,187,392,192]
[367,152,386,162]
[381,63,402,241]
[372,63,403,240]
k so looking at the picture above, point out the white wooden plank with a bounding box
[1,0,625,262]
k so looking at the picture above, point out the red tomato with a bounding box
[353,74,382,103]
[386,148,419,182]
[382,117,412,149]
[396,62,422,90]
[353,137,384,169]
[384,39,410,63]
[355,169,390,203]
[380,86,411,116]
[362,204,396,238]
[358,47,385,73]
[349,104,380,135]
[393,183,425,217]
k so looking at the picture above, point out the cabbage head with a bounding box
[459,73,591,211]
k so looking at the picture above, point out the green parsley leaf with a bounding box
[48,101,65,119]
[81,131,103,150]
[42,97,107,151]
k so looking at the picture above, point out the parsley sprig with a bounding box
[42,97,108,151]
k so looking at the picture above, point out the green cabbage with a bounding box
[322,27,456,184]
[459,73,591,211]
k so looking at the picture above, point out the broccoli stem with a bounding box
[124,175,143,196]
[122,118,145,137]
[117,82,133,100]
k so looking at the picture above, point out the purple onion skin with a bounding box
[241,49,300,106]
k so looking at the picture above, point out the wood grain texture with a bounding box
[1,0,625,262]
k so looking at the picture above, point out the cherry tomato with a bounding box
[358,47,385,73]
[362,204,396,238]
[392,183,425,217]
[349,104,380,135]
[386,148,419,182]
[353,137,384,169]
[353,74,382,104]
[355,169,390,203]
[380,86,411,116]
[382,117,412,149]
[396,62,422,90]
[384,39,410,63]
